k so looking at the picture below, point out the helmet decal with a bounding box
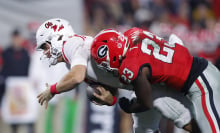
[36,18,75,66]
[117,43,122,48]
[45,22,53,28]
[44,21,64,32]
[97,45,108,58]
[58,25,64,31]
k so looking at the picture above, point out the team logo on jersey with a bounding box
[97,45,108,58]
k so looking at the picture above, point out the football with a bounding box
[86,84,104,103]
[86,82,118,104]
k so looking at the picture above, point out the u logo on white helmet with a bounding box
[97,45,108,58]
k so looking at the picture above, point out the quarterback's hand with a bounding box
[93,86,114,106]
[37,83,54,109]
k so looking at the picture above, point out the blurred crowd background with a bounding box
[0,0,220,133]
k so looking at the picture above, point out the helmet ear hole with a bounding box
[57,35,63,41]
[46,41,51,44]
[113,56,116,62]
[39,41,51,50]
[39,43,47,50]
[102,40,107,43]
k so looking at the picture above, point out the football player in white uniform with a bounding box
[36,18,198,133]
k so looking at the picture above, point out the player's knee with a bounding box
[153,97,191,128]
[153,97,175,119]
[153,97,165,112]
[174,109,191,128]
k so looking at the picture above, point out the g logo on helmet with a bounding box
[97,45,108,58]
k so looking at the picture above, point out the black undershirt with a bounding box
[181,57,208,94]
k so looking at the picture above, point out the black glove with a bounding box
[119,97,137,113]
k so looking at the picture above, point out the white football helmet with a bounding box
[36,18,75,66]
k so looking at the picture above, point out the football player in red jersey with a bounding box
[36,19,198,133]
[91,27,220,133]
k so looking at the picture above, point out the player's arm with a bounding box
[132,66,153,111]
[56,65,86,93]
[38,45,88,109]
[37,65,86,109]
[51,45,88,93]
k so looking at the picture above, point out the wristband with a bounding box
[50,83,59,94]
[110,96,117,106]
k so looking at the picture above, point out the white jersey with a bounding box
[62,35,92,68]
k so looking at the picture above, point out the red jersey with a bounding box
[119,28,193,91]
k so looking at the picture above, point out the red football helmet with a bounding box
[91,29,129,72]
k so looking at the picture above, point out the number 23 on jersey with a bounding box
[121,68,134,84]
